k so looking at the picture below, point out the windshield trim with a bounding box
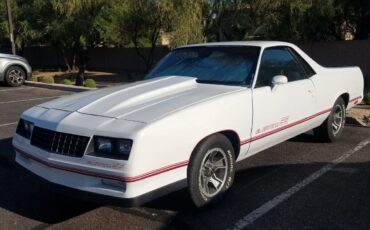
[174,45,261,52]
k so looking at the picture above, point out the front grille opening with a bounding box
[30,126,90,157]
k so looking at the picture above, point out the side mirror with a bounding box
[272,75,288,86]
[271,75,288,92]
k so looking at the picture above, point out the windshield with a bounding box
[146,46,261,86]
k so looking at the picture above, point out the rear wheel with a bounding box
[314,97,346,142]
[5,66,25,87]
[188,134,235,208]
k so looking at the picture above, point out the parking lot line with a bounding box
[0,96,60,105]
[230,138,370,230]
[0,122,18,127]
[0,87,34,92]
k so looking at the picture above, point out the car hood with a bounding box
[38,76,243,123]
[0,53,26,61]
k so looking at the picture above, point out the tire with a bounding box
[314,97,346,142]
[188,134,235,208]
[5,66,26,87]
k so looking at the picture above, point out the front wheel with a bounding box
[5,66,26,87]
[188,134,235,208]
[314,97,346,142]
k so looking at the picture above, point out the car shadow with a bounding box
[0,137,99,224]
[289,133,321,143]
[0,82,9,87]
[0,137,16,161]
[288,131,328,143]
[139,160,370,230]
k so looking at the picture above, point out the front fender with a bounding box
[127,89,253,176]
[0,59,32,81]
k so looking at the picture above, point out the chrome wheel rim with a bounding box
[199,148,228,198]
[8,69,24,85]
[332,104,345,135]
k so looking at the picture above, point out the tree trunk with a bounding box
[60,47,71,72]
[75,49,86,86]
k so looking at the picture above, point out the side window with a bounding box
[255,47,308,88]
[288,48,316,77]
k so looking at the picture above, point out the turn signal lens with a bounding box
[16,119,34,139]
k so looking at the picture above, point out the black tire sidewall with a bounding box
[5,66,25,87]
[326,97,346,142]
[188,134,235,208]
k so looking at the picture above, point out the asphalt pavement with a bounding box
[0,84,370,230]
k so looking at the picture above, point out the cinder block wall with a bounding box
[19,46,170,73]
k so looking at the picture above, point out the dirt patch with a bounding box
[347,107,370,127]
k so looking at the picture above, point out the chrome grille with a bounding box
[30,126,90,157]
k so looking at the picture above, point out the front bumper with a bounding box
[14,107,189,204]
[15,145,128,198]
[13,134,188,205]
[20,155,187,207]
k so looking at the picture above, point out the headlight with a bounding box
[16,119,34,139]
[93,136,132,160]
[95,137,113,153]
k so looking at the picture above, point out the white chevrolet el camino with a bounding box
[13,42,364,207]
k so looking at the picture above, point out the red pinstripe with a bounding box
[14,146,188,183]
[240,108,332,145]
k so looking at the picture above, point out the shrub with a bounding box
[32,70,40,76]
[364,92,370,105]
[38,76,54,84]
[31,75,38,82]
[31,70,40,81]
[62,79,73,85]
[84,79,96,88]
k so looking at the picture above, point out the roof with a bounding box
[179,41,293,49]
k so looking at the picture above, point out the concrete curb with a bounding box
[354,104,370,109]
[25,81,97,92]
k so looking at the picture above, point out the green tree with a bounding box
[203,0,284,41]
[0,1,9,48]
[50,0,108,85]
[116,0,176,71]
[15,0,55,51]
[94,0,130,47]
[335,0,370,40]
[170,0,205,47]
[275,0,337,41]
[0,0,55,53]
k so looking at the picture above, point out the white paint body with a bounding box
[13,42,364,201]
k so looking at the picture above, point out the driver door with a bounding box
[246,46,317,157]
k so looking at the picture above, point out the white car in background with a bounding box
[13,41,364,207]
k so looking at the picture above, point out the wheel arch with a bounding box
[339,93,349,108]
[5,64,28,77]
[192,130,241,160]
[220,130,241,159]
